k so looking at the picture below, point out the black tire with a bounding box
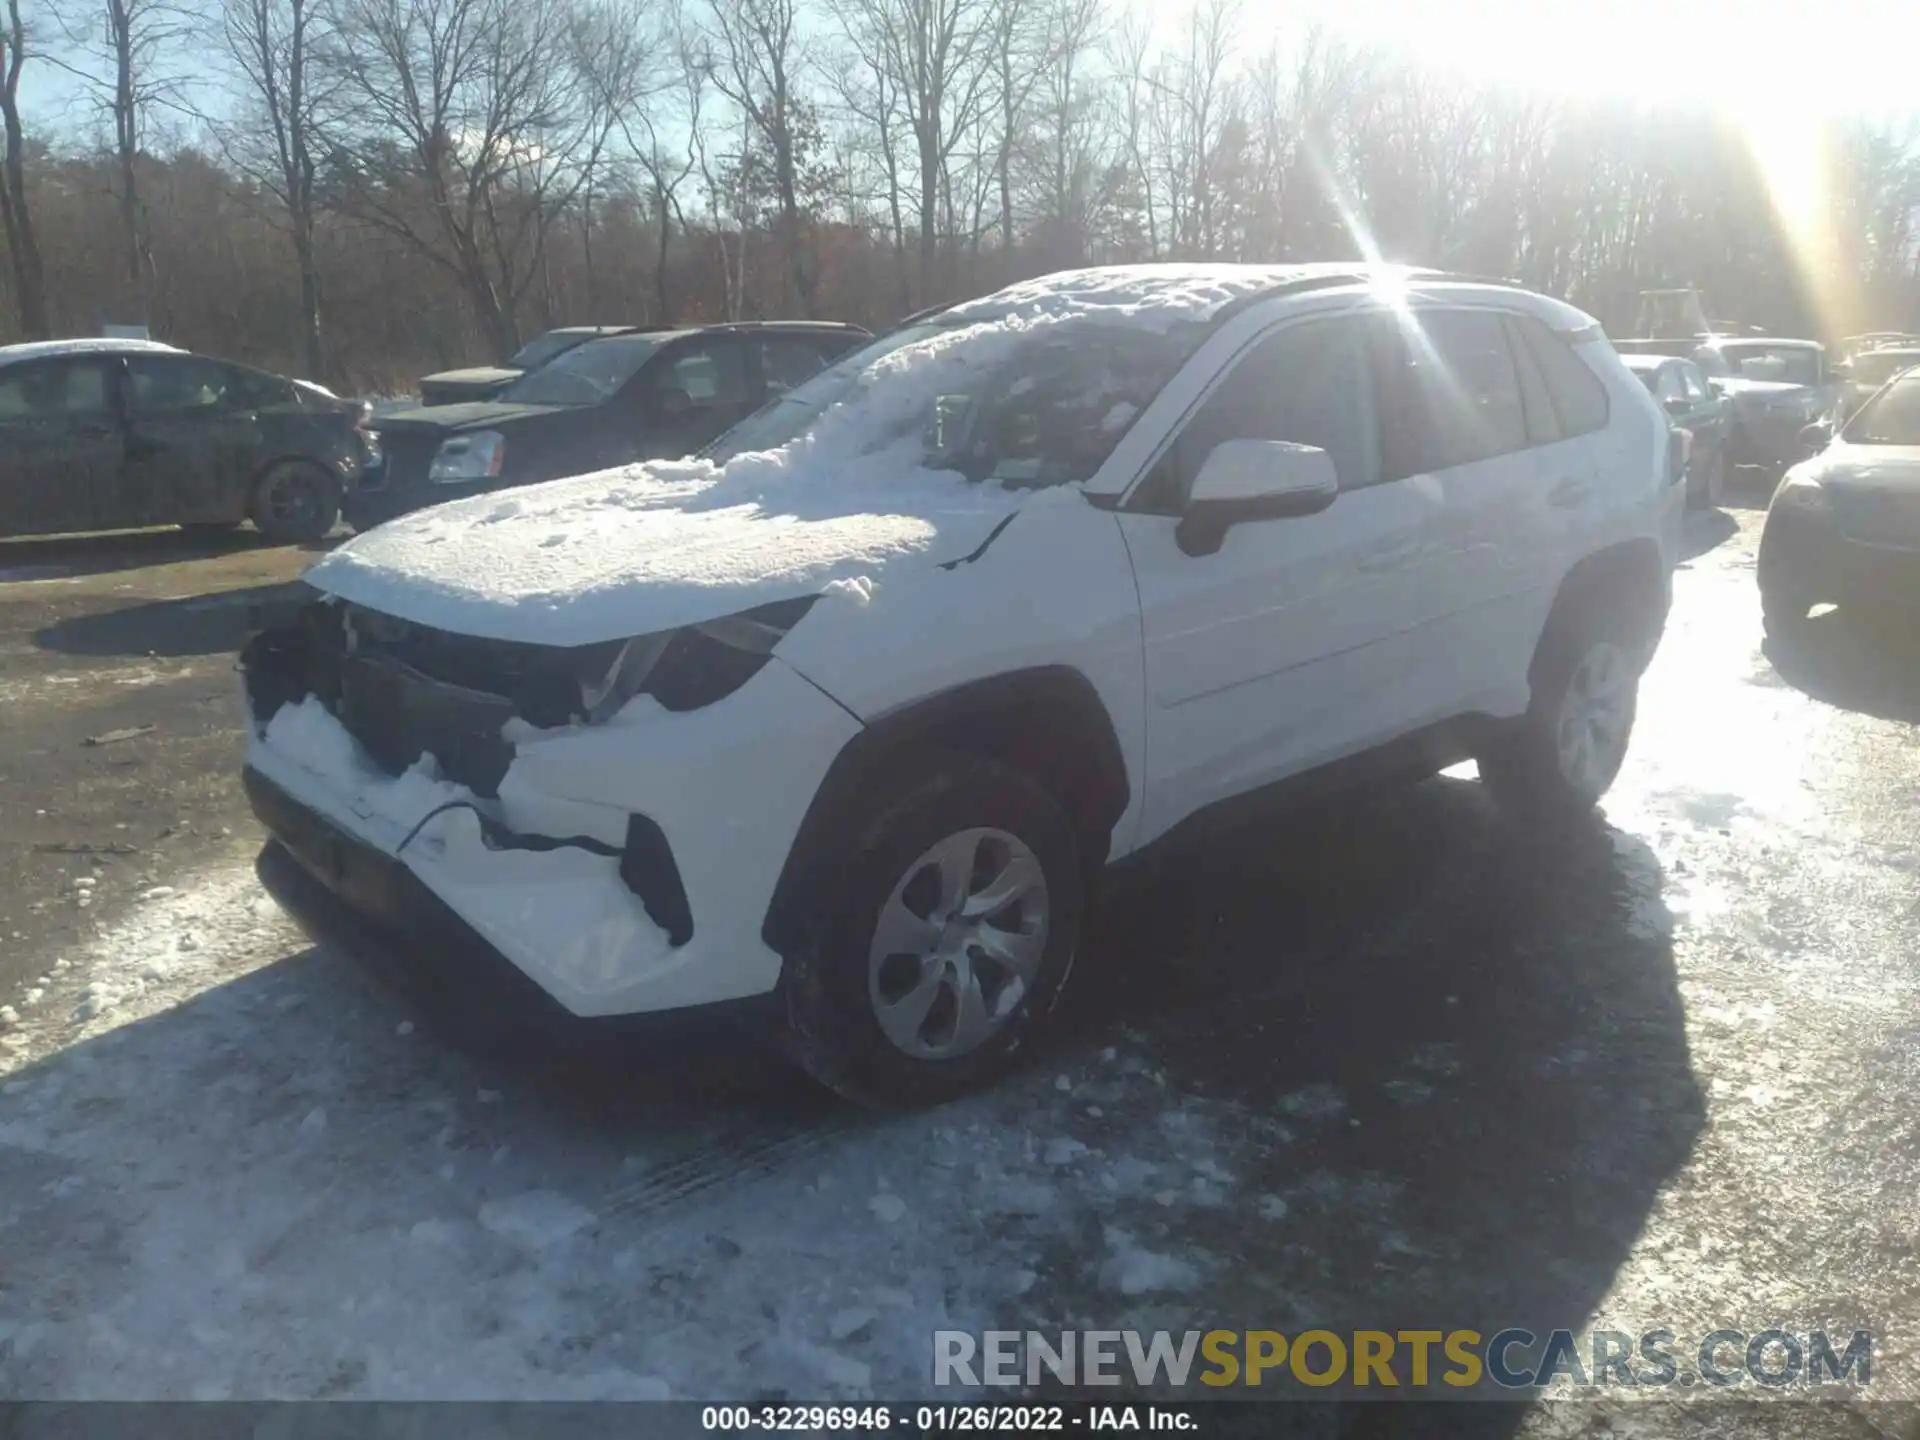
[1761,584,1813,642]
[251,460,340,544]
[1479,599,1644,824]
[779,751,1085,1108]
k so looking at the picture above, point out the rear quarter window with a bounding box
[1512,315,1609,437]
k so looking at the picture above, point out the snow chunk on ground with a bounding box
[478,1191,596,1250]
[1100,1227,1201,1296]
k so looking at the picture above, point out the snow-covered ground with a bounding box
[0,861,1272,1400]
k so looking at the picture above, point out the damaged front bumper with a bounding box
[240,602,861,1018]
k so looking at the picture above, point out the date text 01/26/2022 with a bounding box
[700,1405,1198,1431]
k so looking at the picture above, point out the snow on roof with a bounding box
[937,263,1428,333]
[306,263,1478,644]
[0,337,183,368]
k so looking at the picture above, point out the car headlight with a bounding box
[429,430,506,482]
[1770,468,1829,515]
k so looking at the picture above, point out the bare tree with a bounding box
[0,0,49,336]
[51,0,190,321]
[323,0,611,357]
[218,0,334,376]
[833,0,993,303]
[704,0,817,314]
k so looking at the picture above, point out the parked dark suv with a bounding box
[350,322,871,530]
[0,339,375,542]
[417,327,631,406]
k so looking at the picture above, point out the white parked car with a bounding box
[240,264,1684,1103]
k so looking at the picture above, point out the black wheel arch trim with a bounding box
[761,665,1131,958]
[1535,538,1670,684]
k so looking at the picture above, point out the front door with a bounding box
[120,355,267,526]
[1116,309,1449,840]
[0,357,126,537]
[629,338,754,461]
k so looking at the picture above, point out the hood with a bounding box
[420,366,522,388]
[372,400,560,435]
[1805,442,1920,493]
[303,456,1034,646]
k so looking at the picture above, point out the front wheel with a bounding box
[1688,449,1725,509]
[1761,584,1814,642]
[251,460,340,543]
[780,752,1085,1107]
[1479,608,1642,822]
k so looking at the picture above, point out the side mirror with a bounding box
[1832,359,1853,379]
[1663,394,1690,415]
[1799,419,1834,453]
[1175,439,1338,557]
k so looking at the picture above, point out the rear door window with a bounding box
[1379,308,1528,479]
[1511,315,1609,437]
[0,358,117,421]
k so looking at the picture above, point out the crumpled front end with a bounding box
[239,596,860,1017]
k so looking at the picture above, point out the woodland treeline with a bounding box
[2,0,1917,390]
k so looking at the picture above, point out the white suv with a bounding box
[240,264,1683,1103]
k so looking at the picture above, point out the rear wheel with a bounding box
[251,460,339,544]
[1479,603,1643,822]
[780,752,1084,1107]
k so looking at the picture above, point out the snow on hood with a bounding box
[309,463,1025,646]
[307,319,1079,644]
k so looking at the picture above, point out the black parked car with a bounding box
[1622,353,1729,506]
[416,327,632,406]
[0,339,375,542]
[1690,338,1843,476]
[351,321,872,530]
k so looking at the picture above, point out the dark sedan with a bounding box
[350,321,870,530]
[417,327,633,407]
[1623,353,1728,506]
[0,339,374,542]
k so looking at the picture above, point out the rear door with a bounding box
[122,355,268,525]
[1370,305,1561,718]
[629,337,754,460]
[0,357,126,536]
[751,334,839,404]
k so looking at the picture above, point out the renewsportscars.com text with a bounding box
[934,1327,1873,1391]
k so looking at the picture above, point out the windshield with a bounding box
[706,317,1202,489]
[1844,373,1920,446]
[508,331,595,370]
[1853,351,1920,387]
[502,334,663,406]
[1717,344,1821,386]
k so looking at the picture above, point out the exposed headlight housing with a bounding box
[430,430,506,483]
[575,596,818,724]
